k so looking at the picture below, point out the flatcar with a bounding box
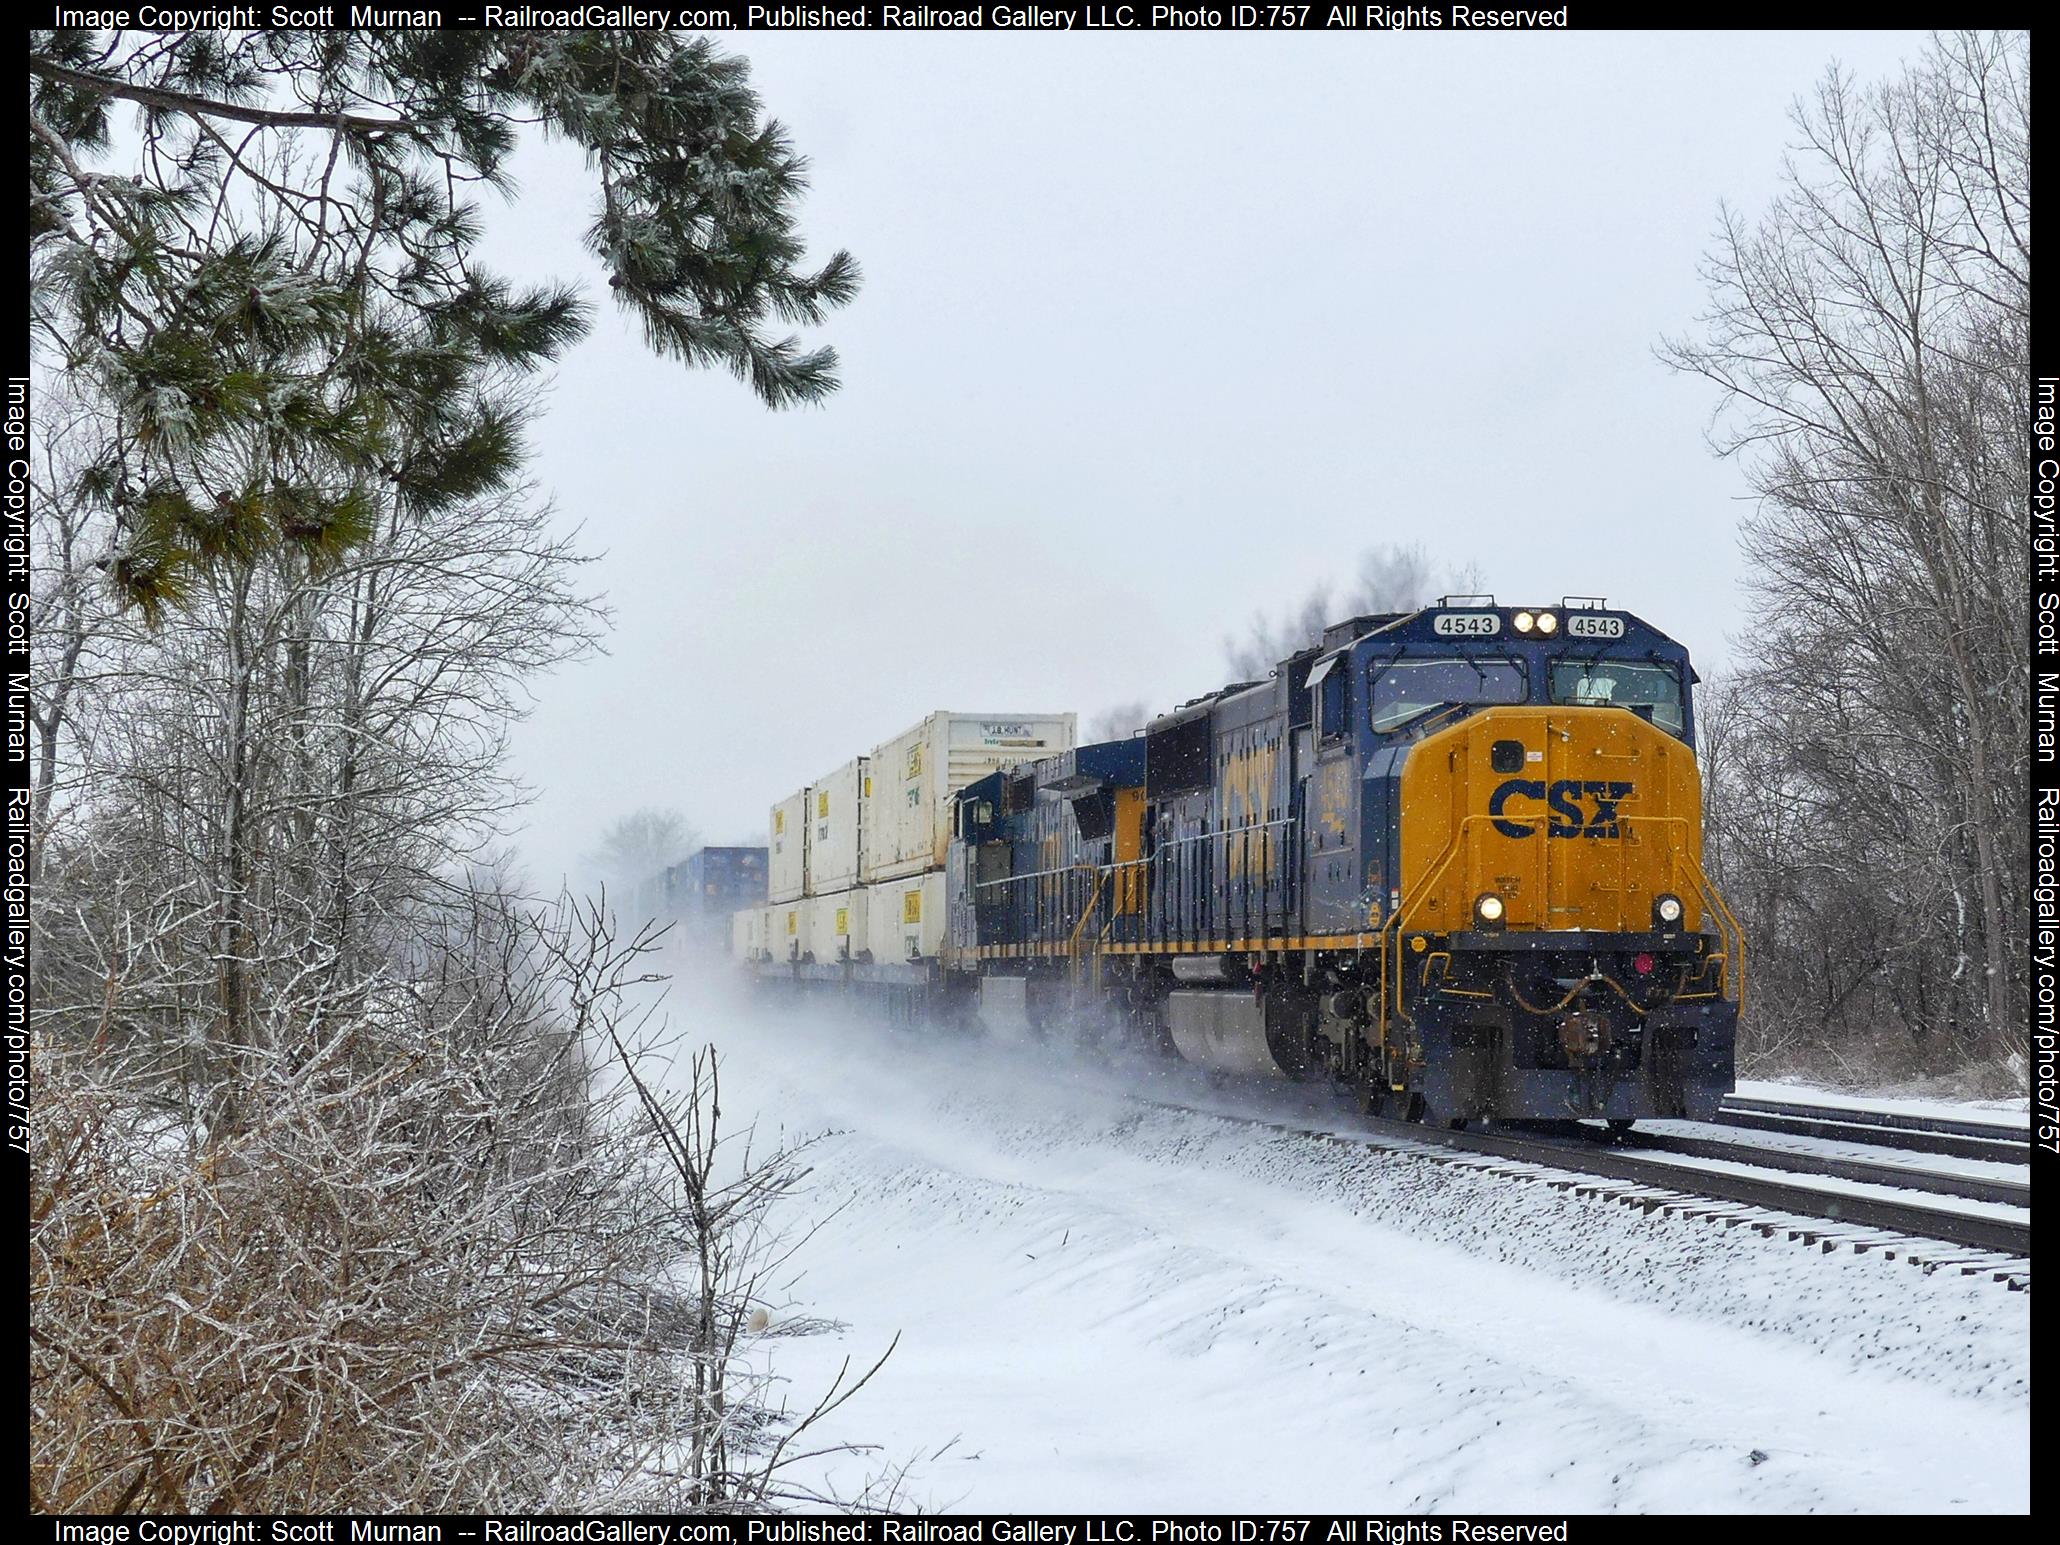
[943,599,1740,1127]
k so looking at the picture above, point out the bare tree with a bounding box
[27,32,900,1509]
[586,808,702,904]
[23,383,113,866]
[1664,32,2029,1079]
[29,372,603,1120]
[546,900,901,1507]
[1225,542,1480,678]
[31,885,899,1512]
[24,287,897,1517]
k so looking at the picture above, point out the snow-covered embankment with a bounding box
[648,985,2029,1513]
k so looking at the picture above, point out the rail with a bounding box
[1714,1101,2028,1162]
[1126,1091,2029,1278]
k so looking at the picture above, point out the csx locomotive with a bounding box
[941,599,1740,1127]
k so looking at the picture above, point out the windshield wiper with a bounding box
[1366,648,1405,696]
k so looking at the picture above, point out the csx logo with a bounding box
[1489,778,1634,839]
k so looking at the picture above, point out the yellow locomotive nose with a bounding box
[1395,703,1709,937]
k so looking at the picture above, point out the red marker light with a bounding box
[1633,952,1655,975]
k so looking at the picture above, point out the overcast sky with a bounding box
[481,28,1930,887]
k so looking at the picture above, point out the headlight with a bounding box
[1655,893,1684,927]
[1475,892,1506,925]
[1513,611,1535,634]
[1536,611,1558,634]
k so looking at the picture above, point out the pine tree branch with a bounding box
[29,54,425,137]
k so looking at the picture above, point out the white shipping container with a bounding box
[864,711,1077,882]
[866,871,946,962]
[730,907,763,963]
[807,888,869,962]
[768,788,810,904]
[807,758,869,895]
[769,899,810,962]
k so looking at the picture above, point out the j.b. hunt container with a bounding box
[864,711,1076,883]
[807,758,869,895]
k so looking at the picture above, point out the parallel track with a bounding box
[1715,1096,2030,1162]
[1130,1093,2030,1288]
[1400,1119,2030,1258]
[1599,1125,2030,1210]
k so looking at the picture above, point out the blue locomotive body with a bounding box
[945,602,1739,1125]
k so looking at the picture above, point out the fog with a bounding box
[479,29,1930,887]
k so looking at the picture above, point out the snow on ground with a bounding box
[1733,1078,2030,1129]
[643,980,2030,1514]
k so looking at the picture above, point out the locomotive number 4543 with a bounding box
[1566,614,1626,639]
[1432,612,1501,636]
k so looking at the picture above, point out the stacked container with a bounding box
[730,907,764,963]
[740,711,1075,967]
[807,887,869,963]
[864,713,1077,882]
[865,870,947,963]
[808,758,869,892]
[768,789,810,904]
[768,898,809,962]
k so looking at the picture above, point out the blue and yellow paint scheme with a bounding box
[947,602,1741,1126]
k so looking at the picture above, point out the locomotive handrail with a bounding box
[1068,866,1109,987]
[1152,816,1297,845]
[973,862,1100,888]
[1373,808,1745,1050]
[1377,811,1549,1044]
[1613,813,1747,1018]
[969,860,1112,968]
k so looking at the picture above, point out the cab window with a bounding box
[1370,658,1526,733]
[1318,667,1347,740]
[1549,659,1685,735]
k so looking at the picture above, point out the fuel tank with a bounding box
[1165,988,1311,1080]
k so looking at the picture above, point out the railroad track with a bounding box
[1715,1096,2030,1163]
[1596,1124,2030,1210]
[1406,1119,2030,1259]
[1129,1093,2031,1291]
